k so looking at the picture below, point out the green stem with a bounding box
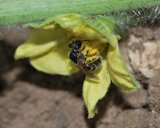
[0,0,160,25]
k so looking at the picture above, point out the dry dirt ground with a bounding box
[0,25,160,128]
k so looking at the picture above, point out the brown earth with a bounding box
[0,25,160,128]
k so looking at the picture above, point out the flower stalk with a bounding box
[0,0,159,25]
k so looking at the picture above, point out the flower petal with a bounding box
[83,60,110,118]
[54,14,82,28]
[30,43,78,75]
[28,14,81,29]
[84,16,119,47]
[107,37,140,91]
[54,14,107,42]
[15,25,67,59]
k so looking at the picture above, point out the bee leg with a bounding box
[84,49,90,61]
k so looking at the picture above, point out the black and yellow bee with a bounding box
[68,40,102,76]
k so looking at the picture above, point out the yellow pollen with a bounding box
[80,40,104,64]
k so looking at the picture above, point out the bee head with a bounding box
[68,40,82,50]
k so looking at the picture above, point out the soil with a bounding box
[0,25,160,128]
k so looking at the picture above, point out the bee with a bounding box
[68,40,102,76]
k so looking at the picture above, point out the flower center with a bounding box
[68,40,104,76]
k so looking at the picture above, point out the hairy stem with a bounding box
[0,0,160,25]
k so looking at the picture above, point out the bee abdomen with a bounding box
[85,58,102,71]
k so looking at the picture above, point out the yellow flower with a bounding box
[15,14,140,118]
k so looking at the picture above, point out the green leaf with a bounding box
[107,39,140,91]
[83,60,110,118]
